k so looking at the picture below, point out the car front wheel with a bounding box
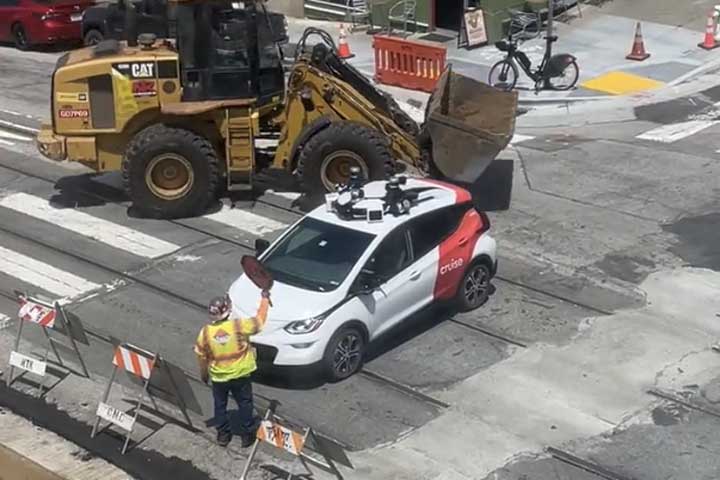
[322,325,365,382]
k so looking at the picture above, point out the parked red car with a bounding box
[0,0,93,50]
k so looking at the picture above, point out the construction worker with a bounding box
[194,290,271,447]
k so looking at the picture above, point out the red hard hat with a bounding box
[208,295,231,321]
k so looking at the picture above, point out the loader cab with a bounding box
[174,0,284,103]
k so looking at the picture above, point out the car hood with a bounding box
[228,274,344,323]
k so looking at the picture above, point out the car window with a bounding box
[262,217,375,292]
[0,0,21,6]
[409,204,471,259]
[363,227,411,281]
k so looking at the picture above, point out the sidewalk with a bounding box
[285,6,720,108]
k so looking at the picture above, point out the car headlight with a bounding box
[284,317,325,335]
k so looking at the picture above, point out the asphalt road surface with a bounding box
[0,40,718,480]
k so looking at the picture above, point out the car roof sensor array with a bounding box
[325,167,433,223]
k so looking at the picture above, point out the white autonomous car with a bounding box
[229,175,497,381]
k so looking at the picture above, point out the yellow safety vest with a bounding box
[194,298,269,382]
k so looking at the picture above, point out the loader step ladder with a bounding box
[226,108,255,192]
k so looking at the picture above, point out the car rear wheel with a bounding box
[122,124,220,219]
[455,260,492,312]
[83,29,104,46]
[322,325,366,382]
[12,24,29,51]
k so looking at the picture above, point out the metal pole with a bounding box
[240,408,273,480]
[122,376,151,454]
[42,328,64,367]
[7,319,24,387]
[546,0,554,56]
[36,345,50,398]
[56,302,90,378]
[91,366,117,438]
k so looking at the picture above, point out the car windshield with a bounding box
[261,217,374,292]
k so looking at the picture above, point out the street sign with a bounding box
[9,351,46,376]
[96,402,135,432]
[458,8,488,49]
[257,419,307,456]
[242,401,347,480]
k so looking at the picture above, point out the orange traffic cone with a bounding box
[626,22,650,61]
[699,11,720,49]
[337,24,354,59]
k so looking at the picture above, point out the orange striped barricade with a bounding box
[373,34,447,93]
[6,291,90,397]
[91,343,161,454]
[241,401,347,480]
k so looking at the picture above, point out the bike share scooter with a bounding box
[488,32,579,92]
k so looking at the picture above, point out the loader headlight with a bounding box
[284,317,325,335]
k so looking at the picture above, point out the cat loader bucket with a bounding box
[422,67,519,183]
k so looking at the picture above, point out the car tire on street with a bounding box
[122,124,220,219]
[12,23,30,51]
[83,29,104,46]
[323,325,366,382]
[297,121,394,195]
[454,259,492,312]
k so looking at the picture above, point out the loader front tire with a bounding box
[297,122,394,195]
[122,124,220,219]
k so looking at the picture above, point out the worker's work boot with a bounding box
[217,431,232,447]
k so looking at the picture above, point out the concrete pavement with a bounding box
[292,5,720,104]
[0,408,132,480]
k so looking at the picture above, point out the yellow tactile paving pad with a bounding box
[581,71,664,95]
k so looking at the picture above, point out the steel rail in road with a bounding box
[546,447,638,480]
[0,156,612,319]
[0,155,610,415]
[0,154,611,419]
[253,194,615,317]
[0,223,449,422]
[0,165,454,418]
[647,388,720,421]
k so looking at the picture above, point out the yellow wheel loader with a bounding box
[36,0,518,218]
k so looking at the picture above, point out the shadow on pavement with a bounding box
[252,282,497,391]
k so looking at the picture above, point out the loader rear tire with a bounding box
[297,122,394,195]
[122,124,220,219]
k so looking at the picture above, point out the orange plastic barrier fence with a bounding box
[372,35,447,93]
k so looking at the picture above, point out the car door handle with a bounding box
[458,237,469,246]
[409,271,421,281]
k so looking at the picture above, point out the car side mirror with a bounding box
[353,270,381,295]
[255,238,270,256]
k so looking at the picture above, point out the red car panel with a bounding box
[0,0,93,47]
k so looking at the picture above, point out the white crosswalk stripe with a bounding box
[204,205,287,235]
[0,188,291,302]
[0,193,180,259]
[0,246,101,298]
[636,120,719,143]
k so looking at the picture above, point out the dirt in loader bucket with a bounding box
[422,68,519,184]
